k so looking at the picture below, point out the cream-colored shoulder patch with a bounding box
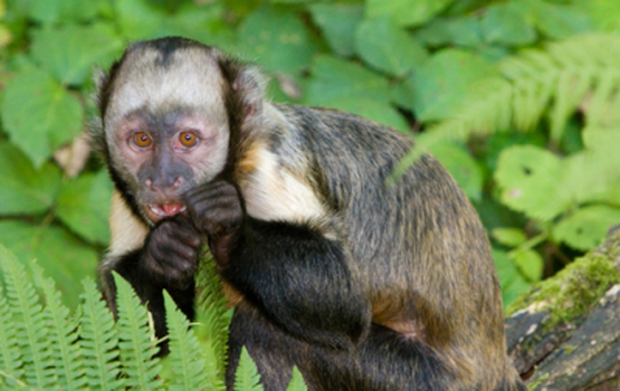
[239,145,325,223]
[108,189,149,256]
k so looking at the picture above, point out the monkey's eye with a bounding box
[133,132,152,148]
[178,131,198,148]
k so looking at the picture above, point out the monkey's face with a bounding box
[102,46,230,224]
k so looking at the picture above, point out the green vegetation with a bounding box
[1,0,620,388]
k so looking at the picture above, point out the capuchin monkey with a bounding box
[91,37,526,391]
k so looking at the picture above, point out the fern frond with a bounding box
[395,34,620,179]
[234,347,263,391]
[31,262,86,390]
[113,272,163,390]
[286,367,308,391]
[0,285,23,388]
[163,289,220,390]
[0,244,55,389]
[78,277,124,390]
[195,251,232,378]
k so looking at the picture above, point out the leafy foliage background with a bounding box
[0,0,620,316]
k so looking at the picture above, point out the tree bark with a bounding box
[505,227,620,390]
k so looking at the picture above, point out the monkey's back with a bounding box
[275,104,516,389]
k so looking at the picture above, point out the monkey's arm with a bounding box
[185,181,371,351]
[99,215,201,349]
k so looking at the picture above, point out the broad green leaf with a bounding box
[234,347,263,391]
[519,1,592,39]
[303,56,404,130]
[309,3,363,57]
[578,0,620,31]
[503,273,531,309]
[271,0,329,3]
[408,49,498,122]
[365,0,453,27]
[492,248,518,290]
[355,17,428,76]
[493,249,531,309]
[238,4,316,74]
[28,0,100,24]
[513,248,543,282]
[305,55,391,106]
[0,142,62,215]
[115,0,165,40]
[147,2,235,49]
[286,366,308,391]
[554,206,620,251]
[322,97,408,133]
[415,16,483,48]
[56,170,113,245]
[428,142,483,201]
[494,145,570,221]
[482,3,536,46]
[0,221,98,309]
[492,228,527,247]
[30,23,124,86]
[1,70,83,168]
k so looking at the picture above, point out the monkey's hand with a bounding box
[142,214,202,289]
[183,180,244,266]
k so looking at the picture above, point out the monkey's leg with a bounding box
[226,304,456,391]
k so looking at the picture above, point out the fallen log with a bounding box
[505,227,620,390]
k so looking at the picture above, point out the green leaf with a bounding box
[115,0,165,40]
[578,0,620,32]
[286,367,308,391]
[408,49,498,122]
[56,170,113,245]
[305,55,391,106]
[195,253,232,381]
[355,17,428,76]
[309,4,363,57]
[554,206,620,251]
[0,244,54,389]
[492,228,527,247]
[494,145,570,221]
[492,248,518,291]
[234,347,263,391]
[304,56,405,131]
[1,70,83,168]
[32,262,86,390]
[521,1,592,39]
[113,272,163,390]
[323,97,409,133]
[482,3,536,46]
[503,273,531,309]
[27,0,100,24]
[0,221,98,309]
[415,16,483,48]
[365,0,453,27]
[163,290,211,391]
[513,248,543,283]
[428,142,483,201]
[79,278,124,391]
[0,142,62,216]
[30,23,124,86]
[0,285,23,388]
[238,4,316,74]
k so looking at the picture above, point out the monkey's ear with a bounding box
[93,67,108,95]
[231,66,268,120]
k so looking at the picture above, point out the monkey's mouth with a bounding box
[145,203,187,221]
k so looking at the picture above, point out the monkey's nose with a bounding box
[145,178,154,190]
[172,177,184,189]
